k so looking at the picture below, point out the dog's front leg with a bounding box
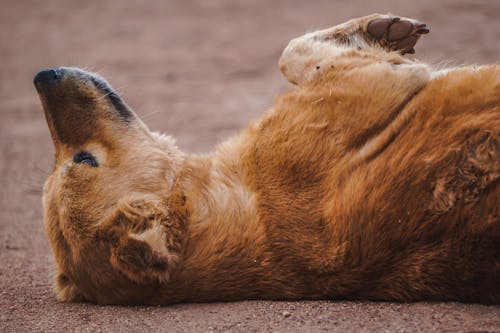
[97,198,186,284]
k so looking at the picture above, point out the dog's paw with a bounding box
[105,199,184,284]
[110,232,174,284]
[366,15,429,54]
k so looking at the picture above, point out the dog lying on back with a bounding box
[34,14,499,305]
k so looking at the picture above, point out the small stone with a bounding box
[282,310,291,318]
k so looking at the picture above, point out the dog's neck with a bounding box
[166,135,270,301]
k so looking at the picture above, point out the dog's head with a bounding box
[34,68,186,304]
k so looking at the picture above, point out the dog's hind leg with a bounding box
[279,14,429,85]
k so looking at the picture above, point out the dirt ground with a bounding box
[1,0,499,332]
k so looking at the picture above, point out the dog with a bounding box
[34,14,499,305]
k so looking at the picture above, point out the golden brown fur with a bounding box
[35,14,499,305]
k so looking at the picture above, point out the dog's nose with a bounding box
[34,68,63,87]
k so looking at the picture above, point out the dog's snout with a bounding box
[35,67,138,147]
[34,68,63,87]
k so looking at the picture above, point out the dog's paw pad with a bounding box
[387,20,414,41]
[395,35,419,51]
[367,18,391,38]
[366,15,429,54]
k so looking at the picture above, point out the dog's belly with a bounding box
[247,65,499,302]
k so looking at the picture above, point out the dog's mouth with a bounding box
[34,67,135,148]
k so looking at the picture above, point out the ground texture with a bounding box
[1,0,499,332]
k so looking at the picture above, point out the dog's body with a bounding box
[35,14,499,305]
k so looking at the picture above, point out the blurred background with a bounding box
[1,0,499,331]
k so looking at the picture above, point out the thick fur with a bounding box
[36,14,499,305]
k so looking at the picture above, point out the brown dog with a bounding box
[34,14,499,305]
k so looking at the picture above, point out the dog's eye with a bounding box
[73,151,98,167]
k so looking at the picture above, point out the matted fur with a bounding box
[35,14,499,305]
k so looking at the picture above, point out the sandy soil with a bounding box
[1,0,499,332]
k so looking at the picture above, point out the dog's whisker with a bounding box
[140,109,165,120]
[95,91,115,101]
[111,85,125,95]
[92,66,106,75]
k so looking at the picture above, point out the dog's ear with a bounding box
[103,198,187,284]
